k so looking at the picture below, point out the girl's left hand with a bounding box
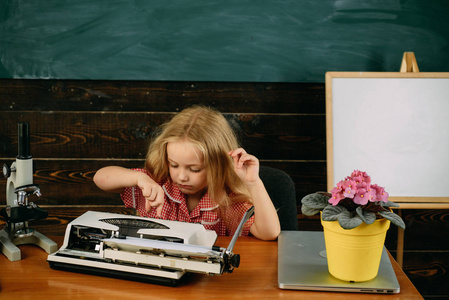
[228,148,260,184]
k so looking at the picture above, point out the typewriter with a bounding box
[47,207,253,286]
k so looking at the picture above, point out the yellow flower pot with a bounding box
[321,216,391,282]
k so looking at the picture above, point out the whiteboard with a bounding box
[326,72,449,203]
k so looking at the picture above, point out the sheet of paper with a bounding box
[102,237,221,258]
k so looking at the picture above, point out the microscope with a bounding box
[0,122,58,261]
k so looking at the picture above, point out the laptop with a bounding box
[278,231,400,294]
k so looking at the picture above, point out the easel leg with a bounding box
[396,209,404,268]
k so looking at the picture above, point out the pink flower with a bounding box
[353,188,369,205]
[350,170,371,185]
[329,170,389,206]
[329,192,344,205]
[372,184,389,202]
[355,179,369,190]
[330,184,342,195]
[341,179,356,189]
[343,187,355,198]
[342,179,357,198]
[330,181,345,205]
[366,185,376,202]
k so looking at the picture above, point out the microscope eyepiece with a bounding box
[17,122,32,159]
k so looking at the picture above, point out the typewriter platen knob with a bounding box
[231,254,240,268]
[223,253,240,273]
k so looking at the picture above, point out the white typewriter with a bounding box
[47,207,253,286]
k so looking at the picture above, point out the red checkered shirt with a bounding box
[120,168,254,236]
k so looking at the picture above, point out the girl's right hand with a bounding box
[137,174,165,217]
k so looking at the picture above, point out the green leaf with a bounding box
[301,205,321,216]
[356,207,376,224]
[301,193,329,209]
[322,205,346,221]
[337,211,363,229]
[379,210,406,230]
[301,193,330,216]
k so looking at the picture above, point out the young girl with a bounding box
[93,106,280,240]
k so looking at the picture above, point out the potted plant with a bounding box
[301,170,405,282]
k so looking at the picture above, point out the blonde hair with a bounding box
[145,106,251,207]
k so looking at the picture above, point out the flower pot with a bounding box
[320,216,391,282]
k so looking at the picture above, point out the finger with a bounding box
[144,190,165,216]
[232,154,241,168]
[146,195,160,207]
[229,148,246,157]
[143,186,160,201]
[145,197,152,213]
[155,192,165,217]
[146,188,157,201]
[228,147,241,154]
[229,149,246,167]
[144,189,160,212]
[237,153,254,168]
[156,204,163,217]
[145,197,161,215]
[141,186,152,199]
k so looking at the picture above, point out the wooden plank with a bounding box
[0,111,325,160]
[0,79,324,113]
[403,252,449,299]
[399,209,449,250]
[0,159,326,206]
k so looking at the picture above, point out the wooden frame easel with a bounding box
[325,52,449,268]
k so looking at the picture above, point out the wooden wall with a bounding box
[0,79,448,298]
[0,79,327,233]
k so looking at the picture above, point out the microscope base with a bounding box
[0,227,58,261]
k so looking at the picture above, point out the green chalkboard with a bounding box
[1,0,448,82]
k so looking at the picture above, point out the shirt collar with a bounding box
[162,180,219,215]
